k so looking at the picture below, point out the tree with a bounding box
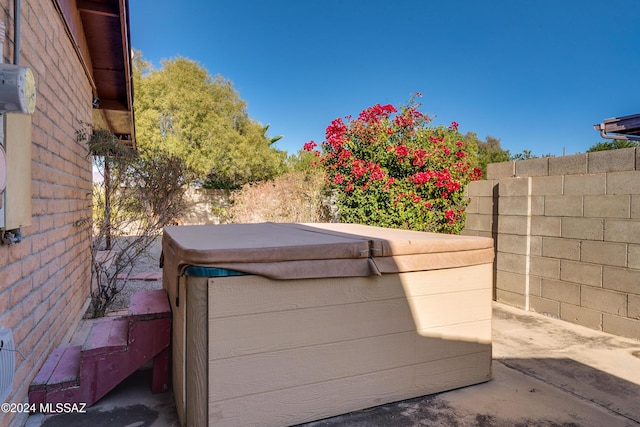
[133,51,286,188]
[587,139,640,152]
[77,126,190,317]
[464,132,510,178]
[287,148,321,173]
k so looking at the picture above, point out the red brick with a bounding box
[9,280,33,305]
[1,262,22,289]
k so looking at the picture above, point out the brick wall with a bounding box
[464,149,640,341]
[0,2,93,426]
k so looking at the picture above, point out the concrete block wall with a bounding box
[0,2,93,426]
[464,151,640,341]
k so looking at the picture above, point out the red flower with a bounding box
[409,171,435,185]
[449,121,459,131]
[303,141,317,151]
[358,103,398,123]
[412,149,426,167]
[394,145,409,158]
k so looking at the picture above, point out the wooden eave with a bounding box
[59,0,135,145]
[601,113,640,138]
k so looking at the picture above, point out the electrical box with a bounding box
[0,64,35,233]
[0,64,36,114]
[0,113,32,230]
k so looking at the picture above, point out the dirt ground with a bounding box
[87,236,164,316]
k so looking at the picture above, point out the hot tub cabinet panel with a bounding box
[162,223,494,427]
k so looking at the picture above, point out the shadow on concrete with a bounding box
[299,358,640,427]
[36,369,178,427]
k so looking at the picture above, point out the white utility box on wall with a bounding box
[0,63,36,232]
[0,113,32,230]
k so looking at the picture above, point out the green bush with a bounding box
[306,97,482,233]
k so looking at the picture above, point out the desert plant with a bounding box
[76,126,191,317]
[226,171,329,223]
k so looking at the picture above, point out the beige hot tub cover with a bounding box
[162,223,494,280]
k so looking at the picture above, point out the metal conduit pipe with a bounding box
[594,123,640,142]
[14,0,20,65]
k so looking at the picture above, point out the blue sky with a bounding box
[130,0,639,157]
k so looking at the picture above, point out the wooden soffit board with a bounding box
[54,0,135,144]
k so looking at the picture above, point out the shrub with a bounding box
[306,96,482,234]
[77,127,191,317]
[227,171,329,223]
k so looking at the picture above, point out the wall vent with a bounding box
[0,327,15,403]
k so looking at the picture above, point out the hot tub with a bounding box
[162,223,494,427]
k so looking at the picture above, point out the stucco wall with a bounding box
[0,2,93,425]
[178,188,231,225]
[463,149,640,341]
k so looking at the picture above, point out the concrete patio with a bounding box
[24,301,640,427]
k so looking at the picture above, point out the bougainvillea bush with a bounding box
[304,96,482,234]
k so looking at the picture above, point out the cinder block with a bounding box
[529,295,560,317]
[531,196,545,216]
[542,237,581,261]
[515,157,549,177]
[602,266,640,294]
[588,148,636,174]
[498,197,529,216]
[531,216,561,237]
[629,294,640,319]
[530,236,543,256]
[529,276,542,296]
[497,215,529,235]
[499,177,531,197]
[630,196,640,219]
[581,286,627,316]
[467,179,497,197]
[496,270,526,294]
[544,195,583,217]
[581,240,627,267]
[560,303,602,330]
[541,279,580,305]
[559,260,602,287]
[531,175,563,196]
[496,288,526,308]
[529,256,560,279]
[496,252,527,274]
[604,219,640,244]
[563,174,606,196]
[602,314,640,340]
[584,195,630,218]
[497,234,529,255]
[466,196,478,214]
[464,213,493,233]
[460,229,493,239]
[606,171,640,195]
[477,196,496,215]
[487,161,515,180]
[561,217,604,241]
[549,154,588,176]
[627,244,640,269]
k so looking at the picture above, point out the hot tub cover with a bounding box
[162,222,494,280]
